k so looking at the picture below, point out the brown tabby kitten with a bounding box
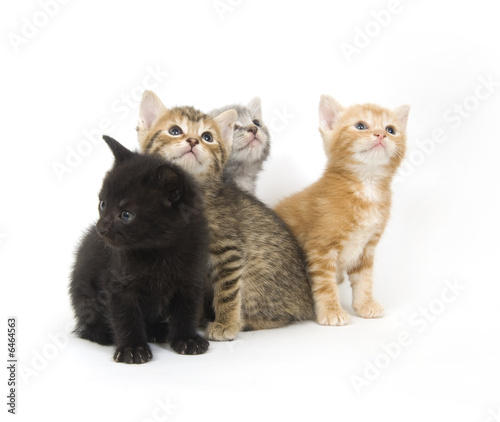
[275,95,409,326]
[137,90,314,340]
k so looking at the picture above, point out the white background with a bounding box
[1,1,499,421]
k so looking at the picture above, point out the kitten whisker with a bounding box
[70,135,210,363]
[138,92,315,341]
[275,96,409,326]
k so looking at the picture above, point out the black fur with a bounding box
[69,135,209,364]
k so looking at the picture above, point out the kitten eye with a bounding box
[234,124,242,130]
[120,211,135,223]
[355,122,368,130]
[386,126,396,135]
[168,126,183,136]
[252,119,261,127]
[99,201,106,211]
[201,132,213,143]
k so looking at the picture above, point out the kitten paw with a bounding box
[206,322,239,341]
[171,335,209,355]
[354,301,384,319]
[317,309,350,326]
[113,344,152,364]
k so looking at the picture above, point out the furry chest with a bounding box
[338,207,385,270]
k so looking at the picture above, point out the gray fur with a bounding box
[138,93,314,341]
[209,98,270,194]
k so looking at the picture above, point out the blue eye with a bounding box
[99,201,106,211]
[252,119,261,127]
[120,211,135,223]
[169,126,182,136]
[355,122,367,130]
[386,126,396,135]
[201,132,213,143]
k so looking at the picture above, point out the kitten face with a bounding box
[215,98,270,165]
[138,91,237,182]
[143,108,226,177]
[96,136,190,249]
[96,183,166,249]
[319,95,409,174]
[336,105,406,166]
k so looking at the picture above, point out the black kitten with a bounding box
[69,135,209,364]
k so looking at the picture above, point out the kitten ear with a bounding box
[393,105,410,131]
[103,135,134,163]
[213,109,238,148]
[138,90,167,132]
[319,95,344,133]
[152,165,183,206]
[247,97,262,120]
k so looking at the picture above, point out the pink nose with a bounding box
[374,133,385,141]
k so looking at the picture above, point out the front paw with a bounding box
[147,321,169,343]
[113,344,152,364]
[206,321,239,341]
[317,308,350,326]
[171,335,209,355]
[354,301,384,319]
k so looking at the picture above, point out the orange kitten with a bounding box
[274,95,409,325]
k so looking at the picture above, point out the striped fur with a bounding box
[275,96,409,326]
[138,91,314,340]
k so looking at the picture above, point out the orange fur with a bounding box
[275,95,410,325]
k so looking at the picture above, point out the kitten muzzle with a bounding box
[238,134,261,151]
[96,220,109,236]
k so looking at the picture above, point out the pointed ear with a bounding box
[393,105,410,131]
[319,95,344,133]
[213,109,238,148]
[138,90,167,132]
[103,135,134,163]
[247,97,262,120]
[150,164,183,206]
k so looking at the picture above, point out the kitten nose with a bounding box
[96,222,108,236]
[247,125,258,135]
[186,138,199,147]
[374,133,386,141]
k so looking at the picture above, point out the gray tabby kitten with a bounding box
[137,91,314,341]
[209,98,270,194]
